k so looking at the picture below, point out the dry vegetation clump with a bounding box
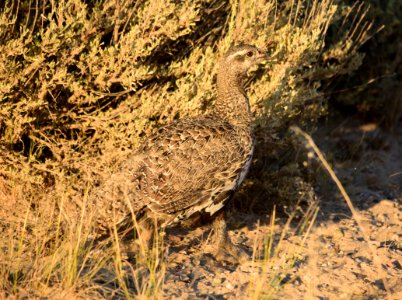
[0,0,380,298]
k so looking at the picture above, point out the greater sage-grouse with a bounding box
[93,44,267,257]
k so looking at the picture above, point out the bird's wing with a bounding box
[123,117,253,219]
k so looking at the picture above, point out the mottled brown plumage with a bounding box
[92,44,267,257]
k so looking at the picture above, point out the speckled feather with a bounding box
[131,116,254,221]
[92,44,267,236]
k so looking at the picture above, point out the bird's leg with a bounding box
[120,217,156,260]
[137,218,155,250]
[212,210,248,262]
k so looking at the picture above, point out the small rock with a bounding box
[392,260,402,270]
[373,279,386,291]
[213,277,223,284]
[225,282,234,290]
[179,274,191,282]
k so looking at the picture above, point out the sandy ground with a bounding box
[156,116,402,299]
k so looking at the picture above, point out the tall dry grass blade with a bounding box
[13,196,33,294]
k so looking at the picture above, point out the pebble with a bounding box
[213,277,223,284]
[225,282,234,290]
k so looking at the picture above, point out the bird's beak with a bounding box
[258,40,276,63]
[256,48,269,62]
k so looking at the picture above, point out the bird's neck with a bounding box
[214,67,252,128]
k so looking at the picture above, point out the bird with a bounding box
[92,44,268,259]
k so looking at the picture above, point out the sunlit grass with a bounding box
[247,198,319,299]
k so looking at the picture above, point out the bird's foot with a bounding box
[211,210,249,264]
[118,221,157,261]
[214,237,249,264]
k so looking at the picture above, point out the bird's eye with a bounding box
[246,51,254,57]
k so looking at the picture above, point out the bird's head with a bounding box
[221,44,268,77]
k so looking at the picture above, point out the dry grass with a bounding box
[0,0,375,298]
[247,201,319,299]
